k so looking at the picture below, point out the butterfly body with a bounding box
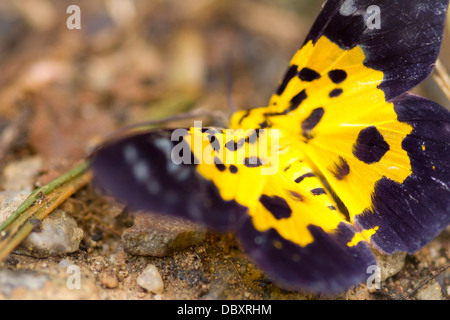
[92,0,450,294]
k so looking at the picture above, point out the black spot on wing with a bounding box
[294,172,315,184]
[328,69,347,84]
[229,165,238,174]
[289,191,304,202]
[207,134,221,151]
[265,89,308,117]
[245,130,260,144]
[244,156,263,168]
[237,219,376,294]
[214,158,226,172]
[288,89,307,112]
[299,67,321,82]
[329,88,343,98]
[352,126,390,164]
[265,90,307,116]
[238,110,251,125]
[301,108,325,139]
[259,121,270,129]
[310,188,327,196]
[277,64,298,95]
[225,138,245,151]
[331,156,350,180]
[259,195,292,220]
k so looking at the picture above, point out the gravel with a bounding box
[122,213,206,257]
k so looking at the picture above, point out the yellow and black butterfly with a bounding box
[91,0,450,294]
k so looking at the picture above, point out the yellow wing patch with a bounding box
[260,36,412,221]
[227,35,416,244]
[347,227,379,248]
[182,127,347,247]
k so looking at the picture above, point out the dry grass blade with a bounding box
[407,263,450,299]
[0,161,91,263]
[433,59,450,103]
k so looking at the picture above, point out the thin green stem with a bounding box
[0,161,90,233]
[0,161,91,263]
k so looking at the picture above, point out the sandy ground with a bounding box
[0,0,448,300]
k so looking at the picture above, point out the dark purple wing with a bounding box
[355,94,450,254]
[91,130,248,232]
[238,220,376,294]
[301,0,449,101]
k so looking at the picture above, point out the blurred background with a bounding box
[0,0,449,172]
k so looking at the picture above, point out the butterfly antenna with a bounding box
[433,59,450,104]
[100,109,226,141]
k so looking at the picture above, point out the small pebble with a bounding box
[415,281,443,300]
[122,213,206,257]
[0,191,84,258]
[0,269,48,296]
[100,272,119,289]
[374,251,407,281]
[15,209,84,258]
[136,264,164,294]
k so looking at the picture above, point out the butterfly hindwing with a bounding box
[91,130,249,231]
[237,150,376,293]
[92,127,377,293]
[355,94,450,253]
[238,218,375,293]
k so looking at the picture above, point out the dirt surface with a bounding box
[0,0,449,300]
[0,187,448,300]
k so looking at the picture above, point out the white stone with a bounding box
[17,210,84,258]
[137,264,164,294]
[374,251,407,281]
[0,191,83,258]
